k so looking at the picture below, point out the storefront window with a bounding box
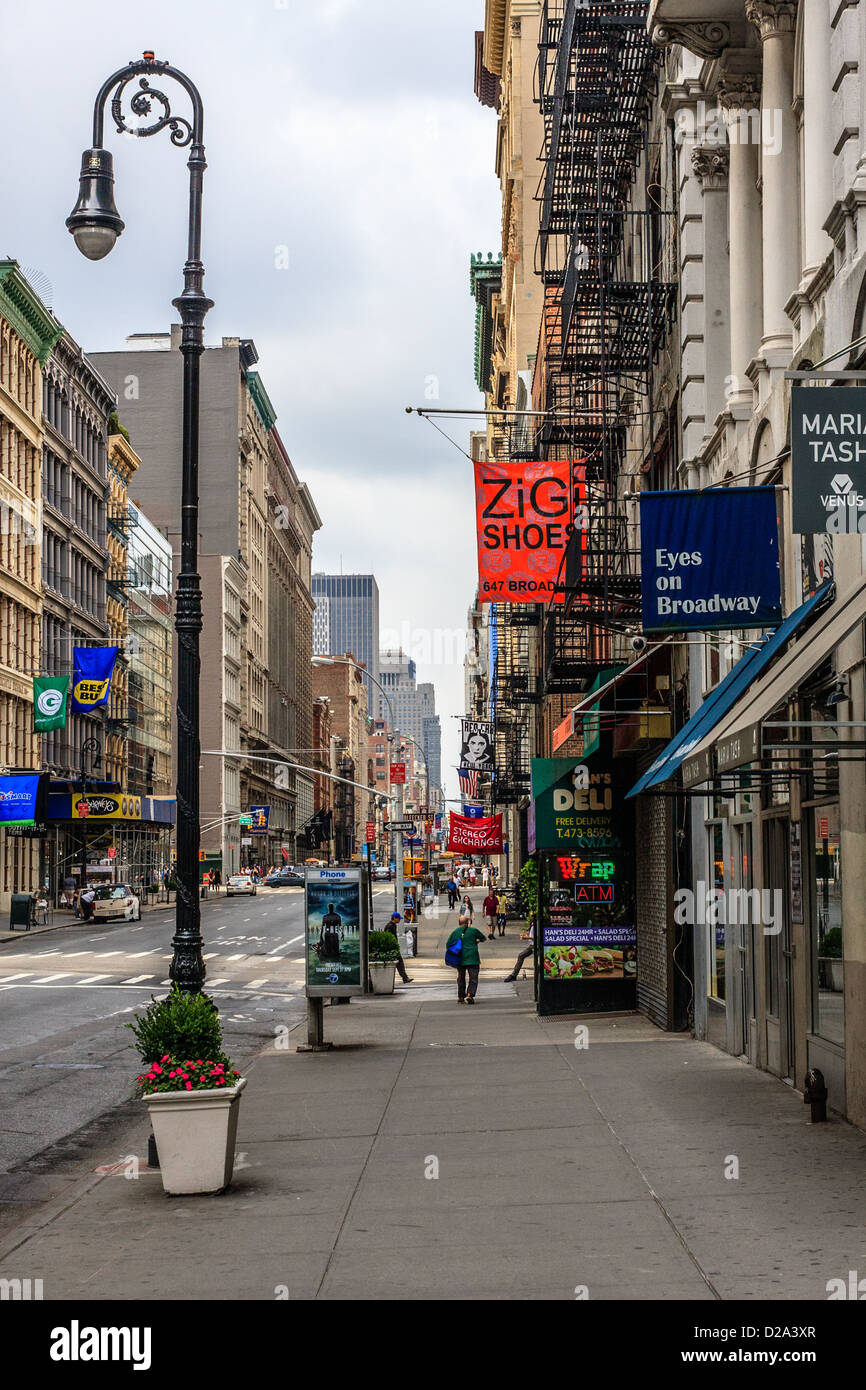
[708,822,725,1001]
[812,803,843,1045]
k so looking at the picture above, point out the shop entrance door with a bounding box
[732,822,755,1060]
[763,817,794,1079]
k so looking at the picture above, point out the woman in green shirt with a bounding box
[447,901,486,1004]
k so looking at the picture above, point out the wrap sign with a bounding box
[71,647,118,713]
[474,459,585,604]
[447,812,503,854]
[639,489,781,633]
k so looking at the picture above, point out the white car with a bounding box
[91,884,141,922]
[226,874,257,897]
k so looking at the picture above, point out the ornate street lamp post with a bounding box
[67,53,211,992]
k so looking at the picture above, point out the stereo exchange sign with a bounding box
[792,387,866,534]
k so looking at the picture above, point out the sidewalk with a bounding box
[3,901,866,1300]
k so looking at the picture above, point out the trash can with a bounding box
[10,894,34,932]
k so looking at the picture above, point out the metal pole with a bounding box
[169,91,212,995]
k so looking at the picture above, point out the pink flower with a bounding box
[152,1065,163,1075]
[161,1054,170,1062]
[185,1081,192,1090]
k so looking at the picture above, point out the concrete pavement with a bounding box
[2,894,865,1300]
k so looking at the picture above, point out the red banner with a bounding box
[447,812,503,855]
[389,762,406,784]
[474,459,585,604]
[365,821,375,843]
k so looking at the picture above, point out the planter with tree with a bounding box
[128,986,246,1195]
[368,929,399,994]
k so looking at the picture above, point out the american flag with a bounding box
[457,768,479,799]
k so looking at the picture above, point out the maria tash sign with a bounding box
[474,459,586,604]
[639,488,781,633]
[791,387,866,533]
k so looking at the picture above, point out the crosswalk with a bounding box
[0,970,304,997]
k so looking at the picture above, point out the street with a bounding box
[0,884,401,1183]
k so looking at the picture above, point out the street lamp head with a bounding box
[66,149,124,260]
[311,656,336,668]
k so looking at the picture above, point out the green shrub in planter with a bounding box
[126,984,223,1064]
[821,927,843,959]
[369,929,400,963]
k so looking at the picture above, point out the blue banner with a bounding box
[0,773,41,827]
[463,803,485,818]
[640,488,781,633]
[248,805,270,834]
[71,646,118,712]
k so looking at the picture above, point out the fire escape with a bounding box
[535,0,676,698]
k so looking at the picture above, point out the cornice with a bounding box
[0,261,62,365]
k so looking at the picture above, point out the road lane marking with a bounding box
[245,978,267,988]
[227,954,246,960]
[31,973,74,983]
[77,975,113,984]
[207,977,230,985]
[95,952,122,958]
[121,975,154,984]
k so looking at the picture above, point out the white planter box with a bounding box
[369,961,397,994]
[143,1078,246,1195]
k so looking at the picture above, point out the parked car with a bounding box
[372,866,392,882]
[264,867,304,887]
[226,874,257,897]
[91,884,141,922]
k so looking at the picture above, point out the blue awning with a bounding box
[626,582,833,798]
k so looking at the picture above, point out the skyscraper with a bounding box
[312,573,380,698]
[379,650,442,808]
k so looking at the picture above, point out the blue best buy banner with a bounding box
[640,488,781,634]
[71,647,118,713]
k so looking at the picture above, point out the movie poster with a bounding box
[304,868,367,996]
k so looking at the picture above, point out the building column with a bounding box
[746,0,800,366]
[691,145,731,429]
[800,0,834,281]
[719,77,764,408]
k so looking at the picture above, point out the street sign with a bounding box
[389,762,406,784]
[239,814,252,828]
[365,820,375,844]
[384,820,416,833]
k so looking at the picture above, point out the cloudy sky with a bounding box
[0,0,501,803]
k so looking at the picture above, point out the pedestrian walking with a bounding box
[386,911,414,984]
[482,865,489,887]
[459,893,474,923]
[468,864,477,886]
[482,889,499,940]
[504,920,534,982]
[446,875,458,910]
[446,900,486,1004]
[496,889,508,937]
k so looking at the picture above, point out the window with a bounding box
[707,821,725,1000]
[811,804,843,1045]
